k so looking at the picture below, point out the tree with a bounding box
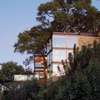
[33,43,100,100]
[37,0,100,33]
[14,0,100,82]
[0,61,25,82]
[14,26,52,80]
[1,79,40,100]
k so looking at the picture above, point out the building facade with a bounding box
[34,32,100,78]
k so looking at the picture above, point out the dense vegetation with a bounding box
[0,62,25,82]
[43,42,100,100]
[37,0,100,33]
[33,42,100,100]
[14,0,100,83]
[1,42,100,100]
[1,0,100,100]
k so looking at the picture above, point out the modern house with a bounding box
[34,32,100,79]
[51,32,100,76]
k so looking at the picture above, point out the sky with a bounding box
[0,0,100,67]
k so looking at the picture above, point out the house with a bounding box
[34,32,100,79]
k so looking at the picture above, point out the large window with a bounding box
[53,35,78,48]
[53,35,67,48]
[53,49,67,62]
[66,36,78,48]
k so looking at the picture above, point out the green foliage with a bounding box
[0,61,25,81]
[13,0,100,99]
[1,79,39,100]
[5,43,100,100]
[14,26,51,54]
[32,43,100,100]
[84,59,100,100]
[37,0,100,33]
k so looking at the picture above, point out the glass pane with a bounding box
[53,35,67,48]
[53,49,67,62]
[66,36,78,48]
[53,35,78,48]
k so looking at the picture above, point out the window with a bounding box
[53,35,67,48]
[53,49,67,62]
[53,35,78,48]
[66,36,78,48]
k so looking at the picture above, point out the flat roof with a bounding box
[53,32,99,37]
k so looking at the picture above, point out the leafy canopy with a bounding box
[37,0,100,33]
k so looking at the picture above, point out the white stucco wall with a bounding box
[14,75,34,81]
[52,34,78,76]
